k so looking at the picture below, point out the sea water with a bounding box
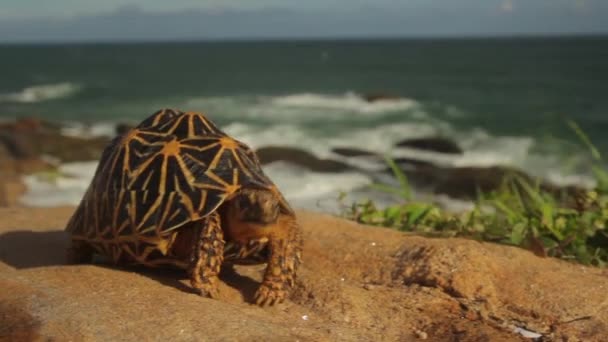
[2,37,607,212]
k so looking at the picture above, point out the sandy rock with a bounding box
[0,207,606,341]
[0,177,27,207]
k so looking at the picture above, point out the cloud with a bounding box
[500,0,515,13]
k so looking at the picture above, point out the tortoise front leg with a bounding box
[255,214,303,306]
[188,211,225,298]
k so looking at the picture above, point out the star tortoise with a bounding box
[64,108,303,306]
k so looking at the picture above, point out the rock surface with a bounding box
[0,117,113,207]
[1,207,606,341]
[256,146,352,173]
[395,137,464,155]
[362,93,402,103]
[0,117,110,165]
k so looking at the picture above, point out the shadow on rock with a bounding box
[123,265,198,295]
[101,262,262,304]
[0,230,69,268]
[0,229,263,304]
[219,264,261,303]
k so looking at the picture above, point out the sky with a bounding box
[0,0,607,42]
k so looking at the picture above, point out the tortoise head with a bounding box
[231,188,280,224]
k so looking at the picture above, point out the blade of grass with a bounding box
[383,154,412,200]
[567,120,602,161]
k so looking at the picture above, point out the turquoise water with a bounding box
[2,37,608,208]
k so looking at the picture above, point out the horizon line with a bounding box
[1,32,607,46]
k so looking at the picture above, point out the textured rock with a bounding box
[0,117,110,164]
[256,146,352,173]
[115,123,134,136]
[361,93,402,103]
[330,147,378,158]
[395,137,463,155]
[1,207,606,341]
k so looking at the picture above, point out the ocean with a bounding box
[1,37,607,211]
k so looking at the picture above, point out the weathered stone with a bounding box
[0,207,605,341]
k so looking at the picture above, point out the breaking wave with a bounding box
[269,92,419,113]
[0,82,81,103]
[17,92,598,211]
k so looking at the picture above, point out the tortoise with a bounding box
[64,108,303,306]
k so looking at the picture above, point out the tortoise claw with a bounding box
[254,283,286,307]
[193,281,220,299]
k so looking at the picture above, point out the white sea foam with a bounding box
[184,92,426,122]
[61,121,117,138]
[262,161,372,211]
[19,161,98,207]
[20,117,595,210]
[18,159,372,212]
[17,92,597,210]
[223,121,445,162]
[0,82,81,103]
[269,92,420,114]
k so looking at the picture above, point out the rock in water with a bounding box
[331,147,378,157]
[362,93,401,102]
[115,123,134,136]
[256,146,352,173]
[395,137,463,155]
[0,117,111,163]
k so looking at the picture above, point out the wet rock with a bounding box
[115,123,134,136]
[393,157,435,168]
[0,131,38,160]
[432,166,531,199]
[256,146,352,173]
[331,147,378,158]
[362,93,401,103]
[397,164,589,208]
[396,137,463,155]
[0,132,56,176]
[0,118,110,163]
[30,134,109,162]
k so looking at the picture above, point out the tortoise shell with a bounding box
[65,108,293,266]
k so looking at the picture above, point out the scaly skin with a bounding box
[188,211,225,298]
[223,189,303,306]
[66,188,302,306]
[254,213,303,306]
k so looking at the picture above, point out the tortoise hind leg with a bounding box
[255,214,303,306]
[66,239,94,264]
[188,211,225,298]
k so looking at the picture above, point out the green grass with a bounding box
[339,121,608,267]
